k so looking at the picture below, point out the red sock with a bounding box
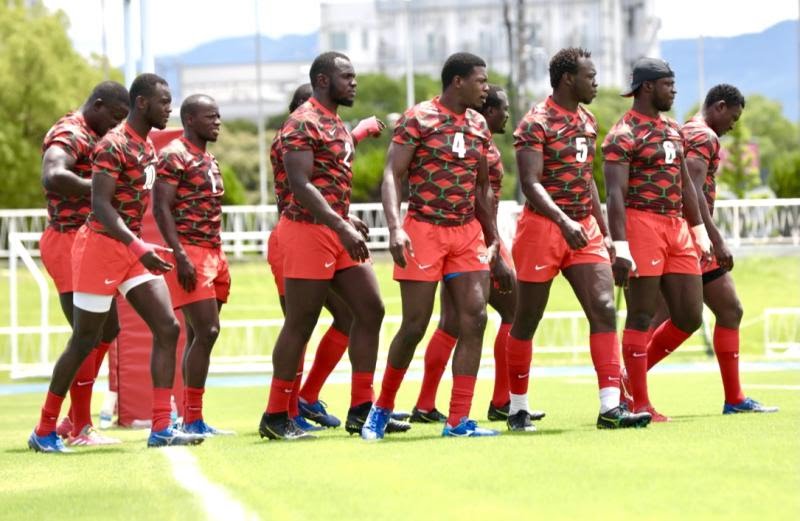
[447,375,477,426]
[93,341,112,377]
[376,364,407,410]
[69,349,97,436]
[152,387,172,432]
[35,391,65,436]
[647,320,691,370]
[623,329,650,408]
[590,332,621,390]
[299,327,349,404]
[288,355,305,418]
[491,323,512,406]
[415,328,457,411]
[266,377,294,414]
[506,334,532,395]
[714,325,746,404]
[351,372,375,408]
[183,387,204,424]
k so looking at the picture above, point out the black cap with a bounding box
[621,57,674,97]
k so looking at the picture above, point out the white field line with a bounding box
[163,446,260,521]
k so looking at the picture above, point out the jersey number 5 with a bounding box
[452,132,466,159]
[663,141,676,164]
[575,137,588,163]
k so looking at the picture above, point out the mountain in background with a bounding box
[153,21,799,123]
[661,20,799,122]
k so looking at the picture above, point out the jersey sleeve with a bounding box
[513,113,546,152]
[45,128,85,160]
[601,123,635,163]
[156,148,183,187]
[91,139,123,180]
[682,127,716,167]
[391,109,422,147]
[281,117,319,153]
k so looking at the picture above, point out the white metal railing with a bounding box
[2,198,799,258]
[764,308,800,358]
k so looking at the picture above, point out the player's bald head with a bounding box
[86,81,129,107]
[289,84,312,112]
[180,94,217,125]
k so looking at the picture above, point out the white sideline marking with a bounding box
[745,384,800,391]
[163,447,260,521]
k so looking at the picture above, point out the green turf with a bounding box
[1,370,798,520]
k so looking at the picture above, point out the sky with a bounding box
[44,0,799,65]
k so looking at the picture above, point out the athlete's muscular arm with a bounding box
[604,161,634,287]
[680,157,713,264]
[590,178,614,262]
[476,156,513,293]
[41,146,92,196]
[153,179,196,291]
[516,148,589,250]
[380,142,415,268]
[92,172,173,273]
[285,149,369,262]
[686,157,731,270]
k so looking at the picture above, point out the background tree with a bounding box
[0,1,119,209]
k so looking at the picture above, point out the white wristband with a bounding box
[691,224,711,253]
[613,240,637,272]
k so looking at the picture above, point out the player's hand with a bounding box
[129,239,173,275]
[348,214,370,240]
[388,227,414,268]
[491,256,514,294]
[612,257,633,288]
[558,218,589,250]
[351,116,386,142]
[175,251,197,293]
[691,224,714,267]
[603,235,616,263]
[712,237,733,271]
[336,220,370,263]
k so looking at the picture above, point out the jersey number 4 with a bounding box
[452,132,466,159]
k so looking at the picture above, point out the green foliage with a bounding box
[719,121,761,198]
[0,1,117,209]
[212,126,262,203]
[738,94,799,176]
[220,164,246,205]
[769,150,800,197]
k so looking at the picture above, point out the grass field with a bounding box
[1,369,798,520]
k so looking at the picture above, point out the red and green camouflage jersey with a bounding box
[270,126,292,215]
[514,97,598,220]
[280,97,354,224]
[392,97,491,226]
[157,136,225,248]
[602,109,685,217]
[681,113,720,215]
[86,122,157,236]
[41,112,99,232]
[487,139,503,202]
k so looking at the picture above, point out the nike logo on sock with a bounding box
[607,376,620,382]
[632,352,647,358]
[516,373,529,379]
[75,380,95,387]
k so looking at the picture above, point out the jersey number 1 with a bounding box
[207,168,218,193]
[452,132,466,159]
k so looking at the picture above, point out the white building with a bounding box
[320,0,660,101]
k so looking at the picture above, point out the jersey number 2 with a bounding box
[663,141,676,164]
[343,141,353,167]
[452,132,466,158]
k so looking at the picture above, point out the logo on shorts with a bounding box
[477,254,489,264]
[417,263,432,270]
[534,265,548,271]
[651,259,662,266]
[324,260,335,268]
[104,278,116,285]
